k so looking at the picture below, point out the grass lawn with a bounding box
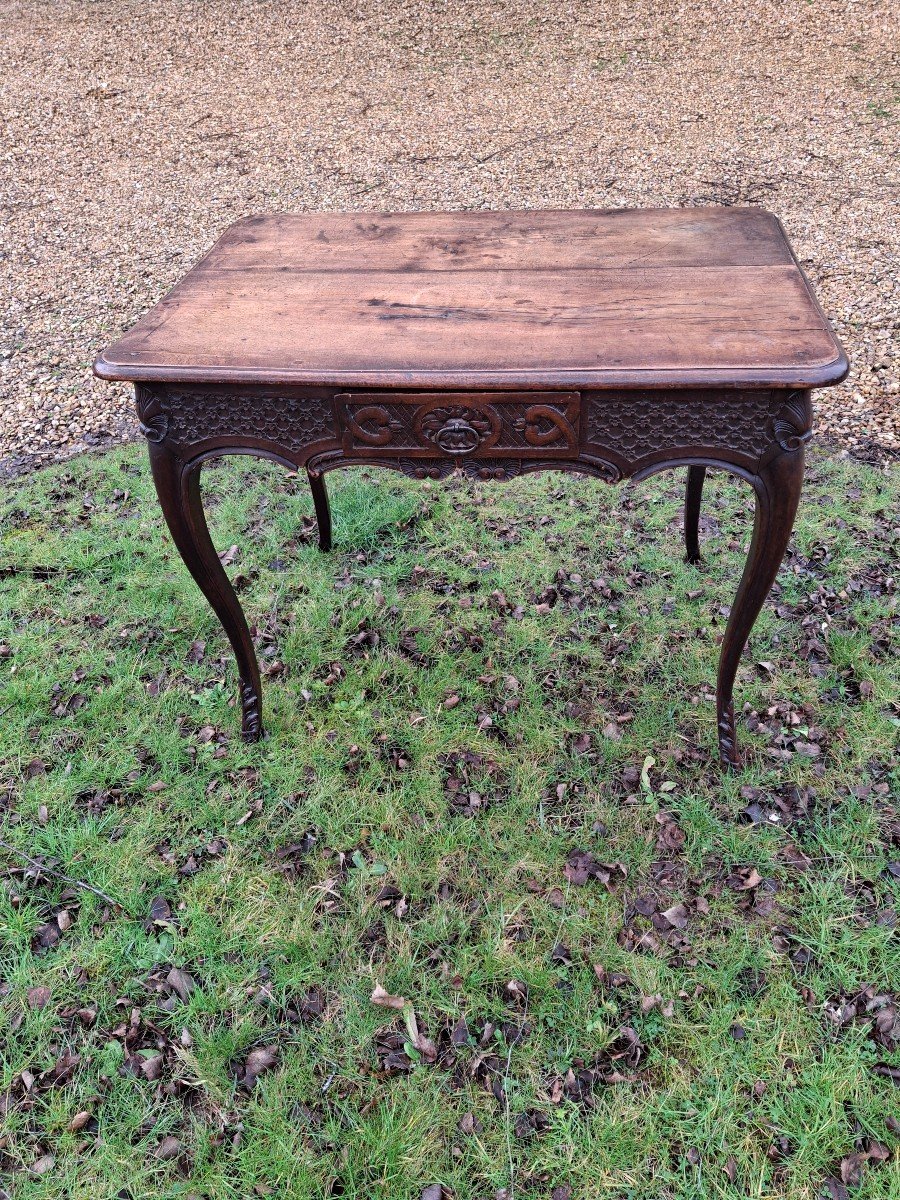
[0,443,898,1199]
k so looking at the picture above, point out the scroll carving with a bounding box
[136,386,170,445]
[771,392,813,453]
[338,392,580,458]
[718,701,736,766]
[517,404,576,447]
[346,405,404,447]
[239,678,262,742]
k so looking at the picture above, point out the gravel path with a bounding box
[1,0,897,478]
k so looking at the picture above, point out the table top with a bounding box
[95,208,847,391]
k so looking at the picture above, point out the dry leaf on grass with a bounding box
[370,983,406,1009]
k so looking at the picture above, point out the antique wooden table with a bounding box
[95,209,847,766]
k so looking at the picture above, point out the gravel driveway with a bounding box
[1,0,897,478]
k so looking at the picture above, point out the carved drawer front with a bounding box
[335,392,581,459]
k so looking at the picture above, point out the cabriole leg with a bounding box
[716,446,804,767]
[684,465,706,564]
[307,467,332,552]
[148,444,263,742]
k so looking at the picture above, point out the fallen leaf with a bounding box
[371,984,407,1009]
[154,1136,181,1160]
[140,1053,164,1080]
[728,866,763,891]
[243,1045,279,1088]
[187,639,206,664]
[660,902,690,930]
[403,1006,437,1063]
[149,895,172,923]
[451,1016,470,1047]
[824,1178,850,1200]
[564,849,626,890]
[165,966,195,1003]
[34,920,61,949]
[640,755,655,792]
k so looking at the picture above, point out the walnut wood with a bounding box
[716,436,806,767]
[147,443,262,741]
[307,467,332,553]
[175,208,802,272]
[95,209,846,390]
[96,210,846,763]
[336,391,581,459]
[684,465,706,564]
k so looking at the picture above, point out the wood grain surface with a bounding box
[95,209,847,389]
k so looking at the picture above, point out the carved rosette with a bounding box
[135,386,170,445]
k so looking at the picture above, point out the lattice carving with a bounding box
[584,390,777,462]
[137,384,806,485]
[136,386,337,454]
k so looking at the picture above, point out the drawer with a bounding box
[335,391,581,459]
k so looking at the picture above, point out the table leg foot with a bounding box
[307,468,332,552]
[239,678,263,741]
[148,444,265,741]
[717,698,741,769]
[684,465,706,564]
[715,446,804,766]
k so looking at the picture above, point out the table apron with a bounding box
[135,384,812,480]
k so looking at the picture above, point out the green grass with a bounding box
[0,443,898,1200]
